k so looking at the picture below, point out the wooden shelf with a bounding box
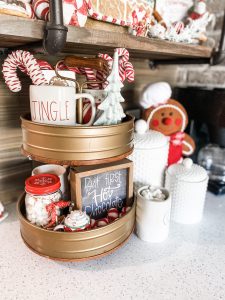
[0,14,213,59]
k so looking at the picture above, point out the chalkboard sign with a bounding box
[70,159,133,219]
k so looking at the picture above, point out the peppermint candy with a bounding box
[32,0,88,26]
[96,218,109,227]
[107,207,119,221]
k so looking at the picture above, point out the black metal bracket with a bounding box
[149,10,225,68]
[43,0,68,55]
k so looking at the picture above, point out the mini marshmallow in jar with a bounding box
[25,174,62,227]
[165,158,208,224]
[136,185,171,243]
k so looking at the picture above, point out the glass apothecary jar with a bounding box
[25,174,62,227]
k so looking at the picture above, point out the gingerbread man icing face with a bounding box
[145,99,188,136]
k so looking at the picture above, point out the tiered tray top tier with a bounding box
[21,114,134,166]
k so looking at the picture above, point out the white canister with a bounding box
[136,186,171,243]
[165,158,209,224]
[129,121,169,190]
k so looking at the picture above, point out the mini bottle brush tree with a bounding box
[94,50,126,126]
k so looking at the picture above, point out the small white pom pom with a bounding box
[183,158,193,169]
[135,119,148,134]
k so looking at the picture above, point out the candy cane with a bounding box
[2,50,48,92]
[117,48,129,63]
[37,60,53,70]
[173,21,185,34]
[96,53,113,89]
[97,48,134,87]
[82,67,99,89]
[117,49,134,83]
[45,201,70,228]
[122,61,135,82]
[56,61,98,88]
[56,61,84,76]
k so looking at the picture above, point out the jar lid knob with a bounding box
[183,158,193,169]
[135,119,148,134]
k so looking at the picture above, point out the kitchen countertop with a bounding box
[1,192,225,300]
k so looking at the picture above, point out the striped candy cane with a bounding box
[37,60,53,70]
[122,61,135,82]
[117,48,130,63]
[45,201,70,228]
[97,53,113,89]
[173,21,185,34]
[97,48,134,87]
[83,67,100,89]
[2,50,48,92]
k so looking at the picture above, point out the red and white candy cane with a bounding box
[173,21,185,34]
[117,48,130,63]
[121,61,135,83]
[96,53,113,88]
[37,60,53,70]
[2,50,48,92]
[117,48,134,83]
[83,67,100,89]
[56,61,99,89]
[45,201,70,228]
[97,48,134,87]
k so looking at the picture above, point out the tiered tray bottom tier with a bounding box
[17,194,136,261]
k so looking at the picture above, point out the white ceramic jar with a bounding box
[165,158,209,224]
[136,185,171,243]
[129,120,169,190]
[25,174,62,227]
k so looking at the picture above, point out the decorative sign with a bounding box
[70,159,133,219]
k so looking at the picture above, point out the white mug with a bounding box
[83,89,107,103]
[42,70,76,87]
[82,88,107,123]
[32,164,69,200]
[30,85,96,126]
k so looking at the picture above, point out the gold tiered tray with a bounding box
[21,113,134,166]
[17,194,135,261]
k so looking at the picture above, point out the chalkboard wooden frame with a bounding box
[70,159,133,214]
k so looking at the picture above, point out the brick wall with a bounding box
[177,0,225,88]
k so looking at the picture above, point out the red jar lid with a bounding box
[25,174,61,195]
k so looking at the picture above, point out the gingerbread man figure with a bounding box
[140,82,195,165]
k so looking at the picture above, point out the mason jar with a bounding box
[25,174,62,227]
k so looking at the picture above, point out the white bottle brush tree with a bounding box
[94,50,126,126]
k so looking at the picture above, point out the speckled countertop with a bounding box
[1,192,225,300]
